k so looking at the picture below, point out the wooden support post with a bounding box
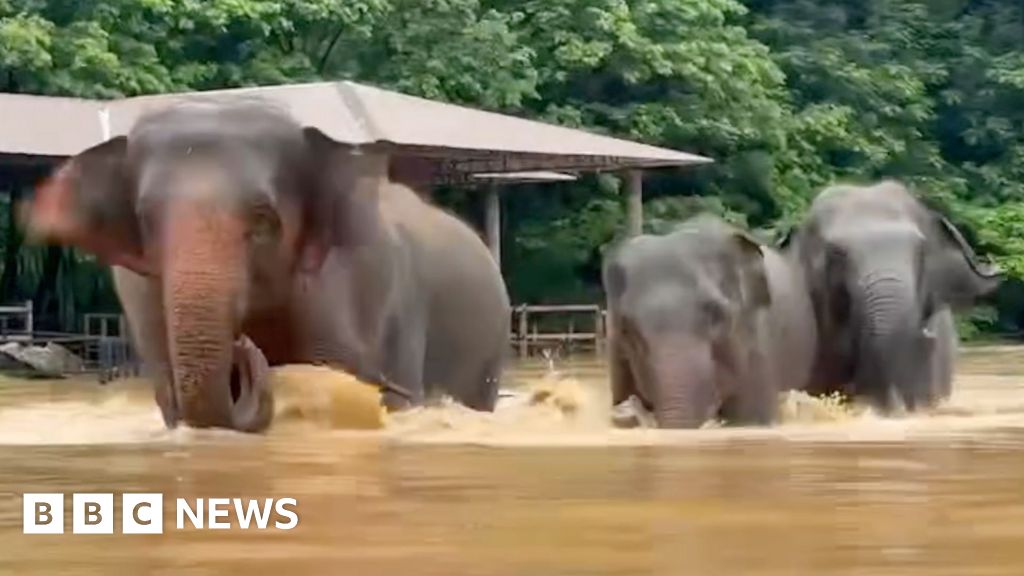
[484,184,501,268]
[625,170,643,237]
[568,317,575,354]
[25,300,33,336]
[518,306,528,358]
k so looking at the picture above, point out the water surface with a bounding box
[2,347,1024,575]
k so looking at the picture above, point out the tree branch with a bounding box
[318,26,347,75]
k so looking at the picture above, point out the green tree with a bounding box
[4,0,1024,336]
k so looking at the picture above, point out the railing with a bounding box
[0,304,139,381]
[82,313,139,382]
[0,301,33,342]
[511,304,607,357]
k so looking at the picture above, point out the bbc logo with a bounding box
[23,493,299,534]
[23,493,163,535]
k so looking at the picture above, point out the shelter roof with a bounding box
[0,81,712,183]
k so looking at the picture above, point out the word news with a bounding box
[22,493,299,534]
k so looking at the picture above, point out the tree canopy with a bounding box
[2,0,1024,336]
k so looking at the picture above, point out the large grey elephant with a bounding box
[783,180,1001,413]
[602,214,817,428]
[24,98,511,432]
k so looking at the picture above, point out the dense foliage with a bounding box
[1,0,1023,335]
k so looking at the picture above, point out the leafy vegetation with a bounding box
[2,0,1024,336]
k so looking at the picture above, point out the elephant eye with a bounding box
[702,300,727,329]
[824,244,847,266]
[247,208,281,243]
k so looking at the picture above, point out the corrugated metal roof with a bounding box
[0,81,712,181]
[105,83,370,144]
[337,82,705,166]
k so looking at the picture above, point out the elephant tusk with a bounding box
[373,373,414,401]
[231,335,275,433]
[922,327,936,339]
[310,361,414,401]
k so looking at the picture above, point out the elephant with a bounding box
[602,214,817,428]
[23,97,511,432]
[782,180,1001,413]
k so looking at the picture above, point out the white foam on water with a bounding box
[0,394,174,445]
[380,370,1024,447]
[0,358,1022,448]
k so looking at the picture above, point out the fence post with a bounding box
[518,306,529,358]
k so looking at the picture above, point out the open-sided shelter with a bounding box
[0,81,712,270]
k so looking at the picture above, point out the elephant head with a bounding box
[790,180,1001,411]
[23,98,384,431]
[604,217,771,428]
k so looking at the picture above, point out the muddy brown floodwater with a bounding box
[3,347,1024,575]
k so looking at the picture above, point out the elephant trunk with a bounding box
[650,339,718,429]
[857,269,923,410]
[860,271,917,339]
[162,200,248,429]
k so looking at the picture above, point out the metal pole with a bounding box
[518,306,528,358]
[485,184,501,268]
[625,170,643,237]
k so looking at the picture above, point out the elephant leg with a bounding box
[726,349,778,426]
[468,353,502,412]
[728,384,777,426]
[891,310,956,412]
[853,353,899,414]
[929,309,957,404]
[896,342,932,412]
[902,333,942,411]
[804,335,855,400]
[869,384,899,414]
[420,311,505,412]
[380,316,426,411]
[609,338,637,406]
[112,266,176,427]
[433,352,502,412]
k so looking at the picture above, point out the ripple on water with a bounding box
[3,351,1024,576]
[0,358,1022,448]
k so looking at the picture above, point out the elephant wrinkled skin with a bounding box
[24,98,511,432]
[784,180,1001,413]
[602,215,817,429]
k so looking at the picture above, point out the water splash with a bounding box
[1,351,1024,446]
[385,372,603,440]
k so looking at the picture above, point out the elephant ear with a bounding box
[927,213,1003,310]
[775,222,799,250]
[300,127,384,271]
[24,136,150,275]
[730,232,771,309]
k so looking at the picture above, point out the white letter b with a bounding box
[73,494,113,534]
[22,493,63,534]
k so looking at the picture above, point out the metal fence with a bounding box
[0,302,139,382]
[510,304,607,358]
